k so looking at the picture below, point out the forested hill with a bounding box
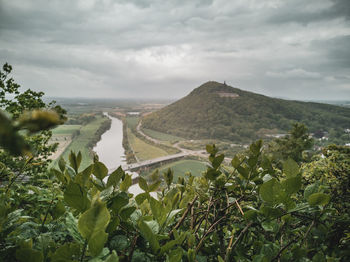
[142,81,350,142]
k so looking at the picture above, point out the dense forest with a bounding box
[143,81,350,143]
[1,64,350,262]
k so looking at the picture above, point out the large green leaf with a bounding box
[89,230,108,256]
[64,182,90,212]
[138,219,160,252]
[231,155,240,169]
[15,248,43,262]
[149,197,162,222]
[149,180,161,192]
[168,247,183,262]
[138,176,149,192]
[110,192,129,214]
[51,201,66,220]
[94,162,108,181]
[308,193,330,206]
[283,158,299,178]
[135,192,149,205]
[107,166,124,188]
[212,154,224,169]
[75,164,93,187]
[51,243,80,262]
[260,178,279,204]
[120,174,132,191]
[78,198,110,256]
[282,175,301,195]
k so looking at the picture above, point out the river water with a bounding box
[93,113,144,196]
[93,113,126,169]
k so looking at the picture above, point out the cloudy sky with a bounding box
[0,0,349,100]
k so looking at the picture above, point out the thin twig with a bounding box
[230,222,253,250]
[169,195,198,236]
[195,216,226,252]
[272,236,299,261]
[128,235,138,262]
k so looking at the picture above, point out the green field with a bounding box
[142,128,184,142]
[52,116,108,170]
[52,125,81,135]
[126,116,139,130]
[127,128,169,161]
[148,159,208,181]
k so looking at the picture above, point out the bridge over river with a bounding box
[108,152,190,174]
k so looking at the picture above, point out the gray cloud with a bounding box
[0,0,349,100]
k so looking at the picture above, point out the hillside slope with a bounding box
[142,81,350,142]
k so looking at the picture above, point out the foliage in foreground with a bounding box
[1,139,349,261]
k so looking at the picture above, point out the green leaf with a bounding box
[51,201,66,219]
[110,192,129,214]
[64,182,90,212]
[237,166,249,179]
[105,251,119,262]
[52,169,66,184]
[89,230,108,256]
[218,256,225,262]
[212,154,224,169]
[304,183,319,200]
[65,212,84,243]
[75,164,93,187]
[77,151,82,170]
[120,174,132,192]
[51,243,80,262]
[69,151,80,173]
[16,248,43,262]
[149,197,162,222]
[149,180,161,192]
[248,156,258,168]
[231,155,240,169]
[205,168,220,180]
[120,206,136,221]
[168,247,183,262]
[163,168,174,187]
[138,219,160,252]
[94,162,108,181]
[244,210,257,221]
[282,175,301,195]
[135,192,149,205]
[262,220,279,233]
[106,216,120,233]
[283,158,299,178]
[138,176,149,192]
[187,249,196,262]
[260,178,282,204]
[58,157,66,172]
[78,198,110,256]
[107,166,124,188]
[308,193,330,206]
[110,235,129,252]
[206,144,217,155]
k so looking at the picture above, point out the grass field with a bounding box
[126,116,139,130]
[147,160,208,181]
[127,128,169,161]
[52,116,107,170]
[142,128,184,143]
[52,125,81,135]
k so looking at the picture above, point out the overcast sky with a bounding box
[0,0,349,100]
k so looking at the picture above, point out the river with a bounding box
[93,113,145,196]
